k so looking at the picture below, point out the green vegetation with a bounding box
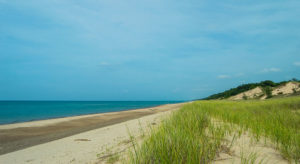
[129,96,300,163]
[128,104,230,163]
[198,97,300,162]
[204,79,299,100]
[264,86,273,98]
[107,154,120,164]
[242,94,248,100]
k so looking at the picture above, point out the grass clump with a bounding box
[129,104,228,163]
[107,154,120,164]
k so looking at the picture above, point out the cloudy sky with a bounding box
[0,0,300,100]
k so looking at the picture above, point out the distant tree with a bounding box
[293,88,297,94]
[265,86,273,99]
[260,80,276,87]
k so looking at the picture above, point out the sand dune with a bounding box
[272,82,300,96]
[228,82,300,100]
[228,87,264,100]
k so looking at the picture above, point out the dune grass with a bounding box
[128,96,300,163]
[128,104,230,163]
[197,97,300,162]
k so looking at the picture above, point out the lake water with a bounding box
[0,101,182,125]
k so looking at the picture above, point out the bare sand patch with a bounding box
[272,82,300,96]
[229,87,264,100]
[214,132,287,164]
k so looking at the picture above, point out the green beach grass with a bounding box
[197,97,300,162]
[128,96,300,163]
[128,104,229,163]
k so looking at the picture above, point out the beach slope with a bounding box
[0,103,184,162]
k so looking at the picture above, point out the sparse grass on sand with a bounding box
[128,104,228,163]
[128,96,300,163]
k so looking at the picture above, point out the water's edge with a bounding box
[0,101,183,125]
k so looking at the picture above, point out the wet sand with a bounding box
[0,103,184,155]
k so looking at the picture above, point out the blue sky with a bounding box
[0,0,300,100]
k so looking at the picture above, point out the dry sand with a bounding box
[0,103,184,161]
[214,132,287,164]
[211,119,288,164]
[228,87,264,100]
[272,82,300,96]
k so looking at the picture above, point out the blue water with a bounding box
[0,101,182,125]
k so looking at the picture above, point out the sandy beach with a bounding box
[0,102,185,162]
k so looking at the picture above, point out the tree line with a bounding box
[203,78,299,100]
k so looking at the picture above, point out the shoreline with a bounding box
[0,102,183,126]
[0,107,179,164]
[0,102,185,155]
[0,103,170,128]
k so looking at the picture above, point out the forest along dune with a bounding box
[127,96,300,164]
[228,81,300,100]
[206,80,300,101]
[0,103,185,155]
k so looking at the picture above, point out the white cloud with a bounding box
[171,88,181,93]
[217,73,244,79]
[269,68,280,72]
[192,88,212,92]
[236,73,245,77]
[294,62,300,66]
[217,75,230,79]
[239,80,246,84]
[122,89,129,93]
[99,62,110,66]
[261,68,281,73]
